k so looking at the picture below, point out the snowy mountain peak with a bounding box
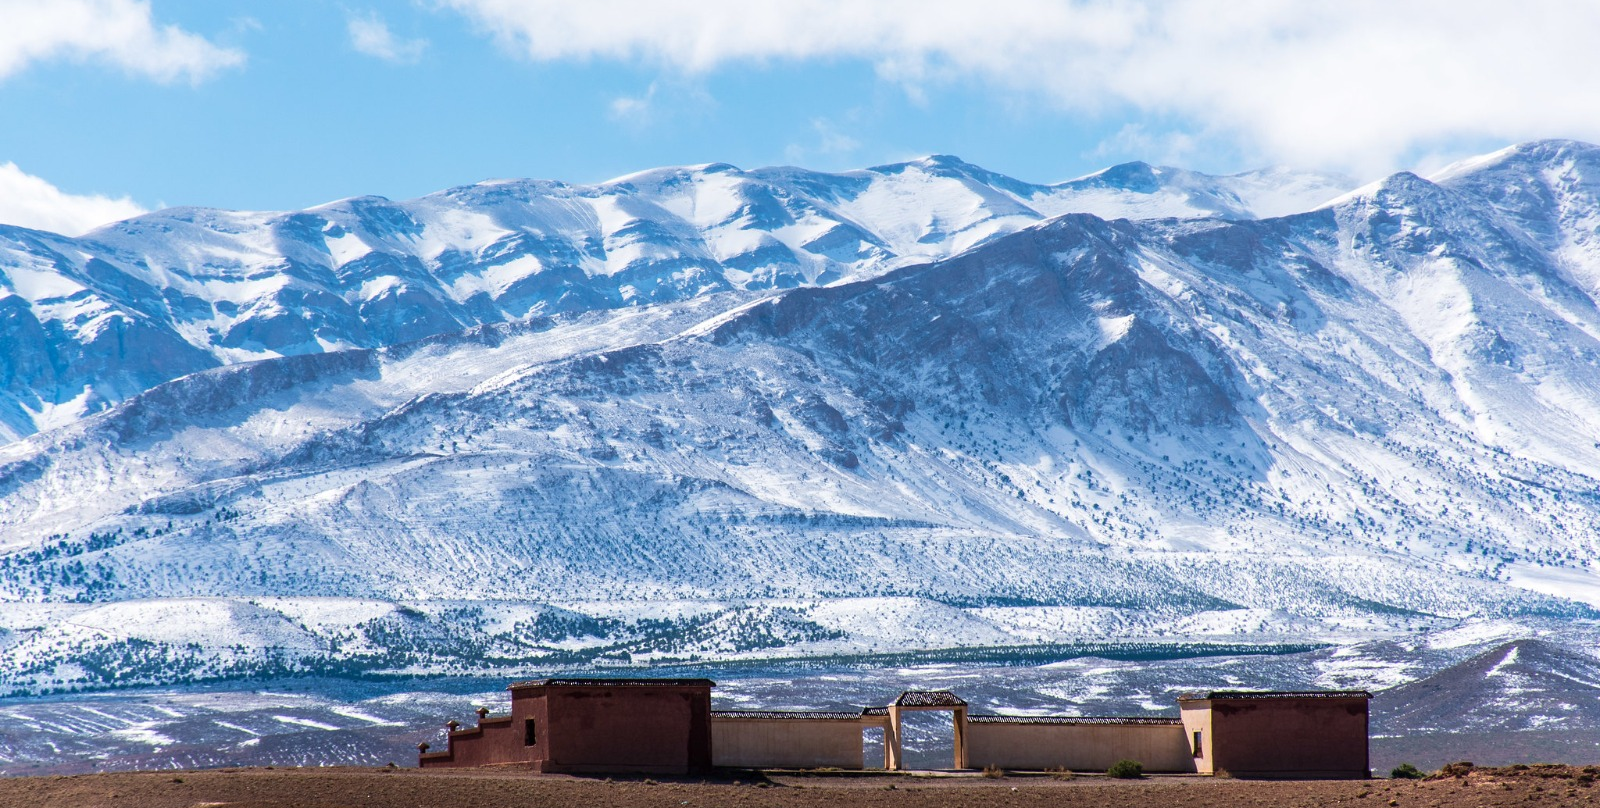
[8,141,1600,695]
[1356,170,1444,204]
[1426,140,1600,262]
[1053,161,1353,221]
[1069,160,1164,193]
[0,153,1362,439]
[907,153,974,169]
[1431,138,1599,183]
[1320,170,1447,216]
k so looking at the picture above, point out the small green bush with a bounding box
[1107,759,1144,779]
[1390,763,1425,779]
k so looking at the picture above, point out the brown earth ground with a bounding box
[1,764,1597,808]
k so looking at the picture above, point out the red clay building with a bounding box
[1179,690,1371,779]
[421,679,1370,779]
[419,678,714,774]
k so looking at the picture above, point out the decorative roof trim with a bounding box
[892,690,967,707]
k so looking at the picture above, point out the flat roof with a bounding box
[967,714,1180,726]
[509,678,716,689]
[712,710,864,720]
[1177,690,1371,701]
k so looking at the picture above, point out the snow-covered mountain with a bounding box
[1374,639,1600,734]
[0,157,1347,440]
[7,141,1600,697]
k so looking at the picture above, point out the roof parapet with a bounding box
[1177,690,1372,701]
[509,677,716,690]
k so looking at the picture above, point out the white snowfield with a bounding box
[3,141,1600,696]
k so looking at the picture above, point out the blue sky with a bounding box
[2,1,1596,233]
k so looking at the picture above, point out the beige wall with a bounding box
[712,718,865,769]
[1180,704,1213,774]
[964,722,1195,773]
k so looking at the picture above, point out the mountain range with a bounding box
[2,141,1600,700]
[0,155,1346,441]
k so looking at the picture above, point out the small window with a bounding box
[1192,730,1203,757]
[525,718,537,746]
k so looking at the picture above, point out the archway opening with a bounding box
[898,711,959,770]
[861,726,885,770]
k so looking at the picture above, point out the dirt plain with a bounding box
[0,764,1597,808]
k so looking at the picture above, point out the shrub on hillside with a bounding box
[1107,759,1144,779]
[1390,763,1425,779]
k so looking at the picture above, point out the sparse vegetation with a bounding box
[1107,759,1144,779]
[1390,763,1425,779]
[982,765,1005,779]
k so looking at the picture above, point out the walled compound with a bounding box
[418,678,1370,778]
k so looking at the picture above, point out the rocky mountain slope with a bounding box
[1375,639,1600,734]
[0,157,1344,441]
[2,141,1600,695]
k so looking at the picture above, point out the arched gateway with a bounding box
[881,690,967,770]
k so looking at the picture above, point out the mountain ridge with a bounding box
[4,141,1600,697]
[0,156,1349,440]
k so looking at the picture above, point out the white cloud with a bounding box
[348,11,427,64]
[1094,124,1198,169]
[0,163,147,236]
[784,119,862,166]
[440,0,1600,174]
[607,81,715,131]
[0,0,243,83]
[608,83,657,126]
